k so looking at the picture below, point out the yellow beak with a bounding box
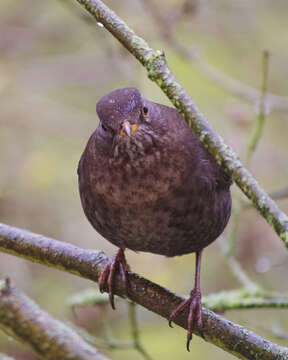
[119,121,138,137]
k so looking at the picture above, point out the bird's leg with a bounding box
[169,249,203,351]
[98,248,129,310]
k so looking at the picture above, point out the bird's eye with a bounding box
[143,106,148,117]
[101,123,109,132]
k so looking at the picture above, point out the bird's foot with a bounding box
[98,248,128,309]
[169,288,203,351]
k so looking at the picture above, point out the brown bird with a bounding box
[78,88,232,350]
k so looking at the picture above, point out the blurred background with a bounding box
[1,0,288,358]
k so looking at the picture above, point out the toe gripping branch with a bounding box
[169,250,204,351]
[98,248,129,309]
[99,248,204,351]
[169,288,203,351]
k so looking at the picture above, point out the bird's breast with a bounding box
[79,131,231,256]
[98,144,187,207]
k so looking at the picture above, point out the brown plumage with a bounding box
[78,88,232,350]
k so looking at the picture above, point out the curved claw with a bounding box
[169,298,191,328]
[186,334,192,352]
[99,262,110,293]
[98,248,128,310]
[169,289,203,352]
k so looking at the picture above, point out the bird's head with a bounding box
[95,88,164,157]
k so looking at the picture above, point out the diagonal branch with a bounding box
[0,278,110,360]
[0,223,288,360]
[74,0,288,245]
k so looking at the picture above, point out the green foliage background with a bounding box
[0,0,288,358]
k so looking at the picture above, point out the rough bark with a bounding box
[0,278,109,360]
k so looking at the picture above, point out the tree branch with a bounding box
[0,278,109,360]
[202,289,288,312]
[1,223,288,360]
[68,287,288,317]
[128,302,153,360]
[74,0,288,245]
[194,58,288,111]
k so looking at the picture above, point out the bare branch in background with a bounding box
[202,288,288,313]
[141,0,288,111]
[246,51,270,165]
[268,187,288,202]
[0,278,109,360]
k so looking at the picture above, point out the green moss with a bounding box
[67,288,113,307]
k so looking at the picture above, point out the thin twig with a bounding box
[193,58,288,111]
[246,50,270,165]
[226,203,242,257]
[74,325,134,350]
[128,302,153,360]
[268,187,288,202]
[219,237,260,290]
[202,289,288,312]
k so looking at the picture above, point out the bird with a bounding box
[78,87,232,350]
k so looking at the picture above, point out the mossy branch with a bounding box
[74,0,288,245]
[1,223,288,360]
[202,288,288,313]
[68,286,288,318]
[0,278,109,360]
